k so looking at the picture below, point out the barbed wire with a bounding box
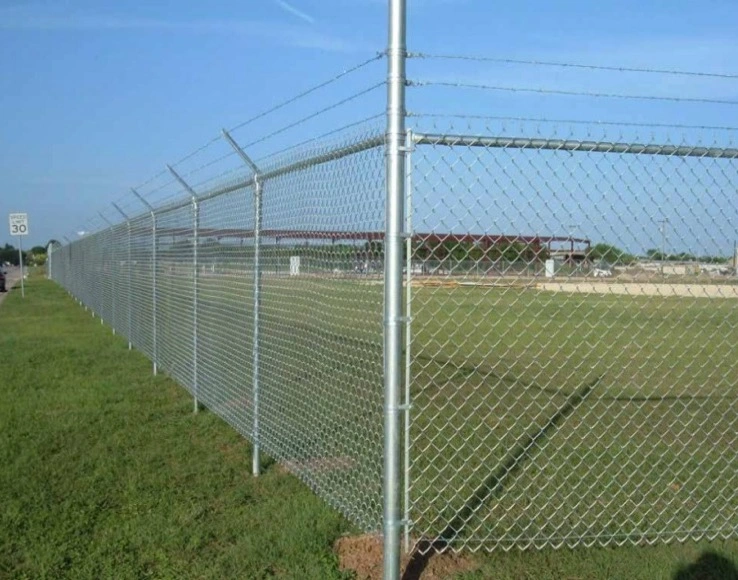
[408,80,738,106]
[165,53,385,171]
[182,150,238,182]
[239,82,386,151]
[409,52,738,80]
[131,168,170,193]
[169,135,224,171]
[407,112,738,132]
[229,52,385,134]
[184,113,385,194]
[82,52,387,234]
[256,112,385,166]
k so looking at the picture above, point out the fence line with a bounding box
[47,2,738,577]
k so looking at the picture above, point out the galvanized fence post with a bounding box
[127,221,132,348]
[112,203,132,350]
[403,127,414,553]
[222,129,263,477]
[193,196,199,412]
[98,212,115,332]
[151,212,158,375]
[167,165,200,413]
[384,0,407,577]
[132,188,158,375]
[252,175,262,476]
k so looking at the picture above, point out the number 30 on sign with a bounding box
[9,213,29,236]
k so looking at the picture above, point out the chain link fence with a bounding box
[406,121,738,552]
[46,37,738,575]
[50,122,388,534]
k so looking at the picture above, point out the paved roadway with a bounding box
[0,267,24,307]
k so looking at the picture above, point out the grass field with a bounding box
[0,277,353,579]
[4,274,738,579]
[410,284,738,549]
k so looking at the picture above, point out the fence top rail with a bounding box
[413,132,738,159]
[58,135,385,248]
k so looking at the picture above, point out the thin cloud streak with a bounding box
[274,0,315,25]
[0,12,364,52]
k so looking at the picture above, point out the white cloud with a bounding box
[274,0,315,25]
[0,9,366,52]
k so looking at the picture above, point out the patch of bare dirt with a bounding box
[335,534,478,580]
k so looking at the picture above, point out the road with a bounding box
[0,266,24,307]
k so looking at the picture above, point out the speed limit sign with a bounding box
[9,213,29,236]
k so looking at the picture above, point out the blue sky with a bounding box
[1,0,737,252]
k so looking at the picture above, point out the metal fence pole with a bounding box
[152,213,158,375]
[193,197,199,412]
[98,212,115,333]
[222,129,263,476]
[252,175,263,476]
[384,0,407,577]
[167,165,200,413]
[112,203,132,350]
[403,128,413,553]
[132,188,158,375]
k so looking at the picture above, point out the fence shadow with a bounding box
[401,375,600,580]
[673,551,738,580]
[415,352,723,403]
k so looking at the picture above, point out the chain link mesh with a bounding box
[49,123,387,534]
[44,73,738,561]
[407,120,738,552]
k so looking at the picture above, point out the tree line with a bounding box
[1,243,49,267]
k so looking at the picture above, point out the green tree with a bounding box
[588,243,636,265]
[0,243,20,266]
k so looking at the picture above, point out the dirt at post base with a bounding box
[335,534,478,580]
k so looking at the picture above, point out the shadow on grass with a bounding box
[673,551,738,580]
[402,375,600,580]
[416,352,725,402]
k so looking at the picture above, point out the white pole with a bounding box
[18,236,25,298]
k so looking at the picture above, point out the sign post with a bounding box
[8,213,28,298]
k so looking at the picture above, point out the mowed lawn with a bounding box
[2,275,738,579]
[409,285,738,547]
[0,277,353,579]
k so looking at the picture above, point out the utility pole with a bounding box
[658,219,669,276]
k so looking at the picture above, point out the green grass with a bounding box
[0,278,353,579]
[71,266,738,551]
[5,275,738,579]
[410,284,738,548]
